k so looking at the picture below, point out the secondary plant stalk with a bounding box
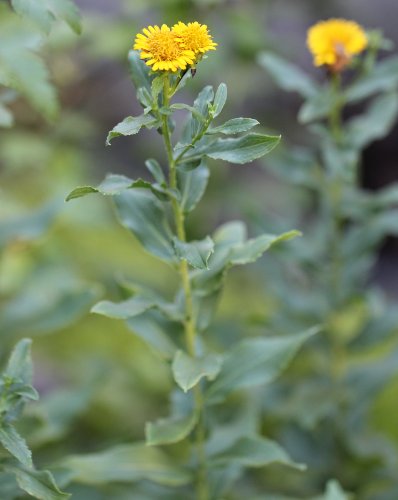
[161,75,209,500]
[327,75,347,400]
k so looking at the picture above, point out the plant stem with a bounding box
[161,75,209,500]
[327,75,347,403]
[329,73,342,143]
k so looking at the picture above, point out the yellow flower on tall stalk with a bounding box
[133,24,195,72]
[172,22,217,56]
[307,19,368,72]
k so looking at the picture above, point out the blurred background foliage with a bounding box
[1,0,398,498]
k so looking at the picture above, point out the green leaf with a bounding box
[0,103,14,128]
[1,286,98,339]
[346,92,398,148]
[206,327,320,404]
[178,160,209,213]
[151,76,163,101]
[61,444,191,486]
[170,103,206,122]
[4,338,33,384]
[11,0,81,34]
[128,50,153,93]
[92,295,182,322]
[11,0,54,34]
[145,159,165,184]
[213,83,227,117]
[191,85,214,137]
[315,480,350,500]
[0,424,32,468]
[0,47,58,120]
[345,55,398,103]
[0,201,58,249]
[172,351,223,392]
[188,133,281,164]
[7,467,70,500]
[229,231,301,265]
[146,412,198,446]
[173,236,214,269]
[258,52,318,98]
[114,189,175,262]
[207,118,259,135]
[66,174,177,203]
[126,312,178,360]
[210,436,305,470]
[298,85,335,123]
[45,0,81,34]
[91,297,153,320]
[106,115,158,145]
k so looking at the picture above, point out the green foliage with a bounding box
[65,48,313,499]
[61,444,192,486]
[259,32,398,498]
[0,340,70,499]
[0,0,81,123]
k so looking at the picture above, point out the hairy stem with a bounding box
[161,75,209,500]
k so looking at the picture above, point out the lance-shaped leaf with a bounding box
[12,0,81,35]
[190,85,214,138]
[191,226,300,296]
[178,161,209,213]
[206,327,320,404]
[0,42,58,120]
[114,189,176,262]
[106,115,158,145]
[207,118,259,135]
[316,480,351,500]
[258,52,318,98]
[210,436,305,470]
[4,338,33,384]
[128,50,153,93]
[345,55,398,103]
[0,424,32,468]
[66,174,178,203]
[0,200,59,250]
[92,295,182,322]
[229,231,301,265]
[6,466,70,500]
[186,133,281,164]
[61,444,191,487]
[145,159,165,184]
[91,296,153,320]
[173,236,214,269]
[172,351,223,392]
[298,85,335,123]
[126,312,179,360]
[212,83,227,117]
[346,92,398,148]
[145,411,198,446]
[0,103,14,128]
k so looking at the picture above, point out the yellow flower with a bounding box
[172,22,217,56]
[133,24,195,72]
[307,19,368,72]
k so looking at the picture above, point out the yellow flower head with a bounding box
[172,22,217,55]
[133,24,195,72]
[307,19,368,72]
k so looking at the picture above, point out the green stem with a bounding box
[329,73,342,143]
[326,75,347,403]
[175,115,213,165]
[161,75,209,500]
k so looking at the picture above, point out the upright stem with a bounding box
[327,74,347,401]
[329,73,342,143]
[161,75,209,500]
